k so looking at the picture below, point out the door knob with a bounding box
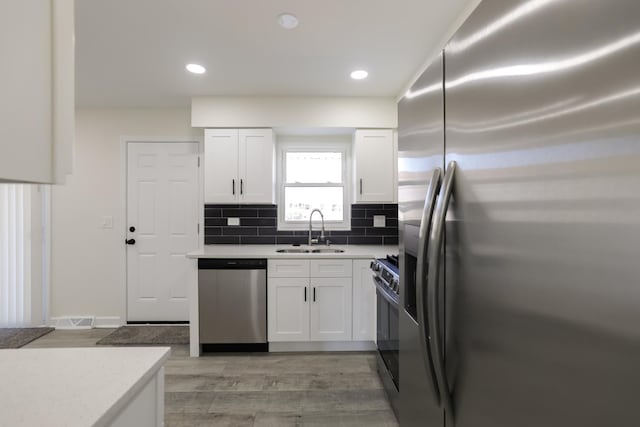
[125,238,136,245]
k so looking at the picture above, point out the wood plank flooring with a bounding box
[25,329,399,427]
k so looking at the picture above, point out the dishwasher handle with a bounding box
[198,258,267,269]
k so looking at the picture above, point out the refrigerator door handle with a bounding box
[427,160,456,418]
[416,167,443,405]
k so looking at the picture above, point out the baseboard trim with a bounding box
[94,317,124,328]
[202,343,268,353]
[49,316,123,329]
[268,340,376,352]
[127,320,189,325]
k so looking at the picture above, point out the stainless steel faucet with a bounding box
[308,209,326,246]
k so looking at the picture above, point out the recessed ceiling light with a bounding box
[277,13,299,30]
[350,70,369,80]
[186,63,206,74]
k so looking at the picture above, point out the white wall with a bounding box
[50,108,200,326]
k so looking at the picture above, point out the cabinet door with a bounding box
[310,277,352,341]
[268,278,310,342]
[238,129,275,203]
[0,0,74,183]
[204,129,239,203]
[353,129,395,203]
[352,260,376,341]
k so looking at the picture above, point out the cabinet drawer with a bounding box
[268,259,310,277]
[310,259,353,278]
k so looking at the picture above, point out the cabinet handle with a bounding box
[304,287,307,302]
[360,178,363,195]
[313,287,316,302]
[240,179,244,195]
[232,179,235,195]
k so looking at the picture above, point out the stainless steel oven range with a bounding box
[371,254,399,418]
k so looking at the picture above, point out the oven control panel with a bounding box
[371,256,399,297]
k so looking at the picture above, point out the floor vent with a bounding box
[55,316,95,329]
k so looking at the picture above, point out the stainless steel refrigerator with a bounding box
[398,0,640,426]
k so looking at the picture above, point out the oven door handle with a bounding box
[427,161,456,418]
[416,167,443,405]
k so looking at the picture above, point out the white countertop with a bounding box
[187,244,398,259]
[0,347,170,427]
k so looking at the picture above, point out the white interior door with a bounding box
[127,142,199,322]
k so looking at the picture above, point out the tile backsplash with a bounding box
[204,204,398,245]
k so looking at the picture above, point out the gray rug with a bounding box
[0,327,54,349]
[96,325,189,345]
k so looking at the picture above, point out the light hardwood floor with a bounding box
[26,329,399,427]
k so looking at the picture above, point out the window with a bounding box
[0,184,31,326]
[278,142,351,230]
[0,184,49,327]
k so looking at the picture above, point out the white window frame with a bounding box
[277,141,351,231]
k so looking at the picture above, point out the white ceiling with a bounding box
[75,0,478,108]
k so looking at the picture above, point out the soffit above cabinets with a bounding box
[191,96,397,128]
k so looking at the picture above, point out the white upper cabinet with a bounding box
[0,0,74,183]
[238,129,275,203]
[204,128,275,204]
[353,129,396,203]
[204,129,239,203]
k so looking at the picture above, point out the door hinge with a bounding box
[197,224,200,234]
[197,156,200,167]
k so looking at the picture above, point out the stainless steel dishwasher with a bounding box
[198,259,267,348]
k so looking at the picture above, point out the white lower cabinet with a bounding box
[309,277,352,341]
[268,259,353,342]
[267,277,310,341]
[352,259,376,341]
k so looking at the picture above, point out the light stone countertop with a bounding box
[0,347,170,427]
[187,244,398,260]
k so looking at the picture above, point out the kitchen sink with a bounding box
[275,248,345,254]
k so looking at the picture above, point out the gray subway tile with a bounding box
[205,218,227,226]
[222,208,258,217]
[205,236,240,244]
[205,208,222,218]
[348,236,383,245]
[222,227,258,236]
[241,236,276,245]
[366,227,398,236]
